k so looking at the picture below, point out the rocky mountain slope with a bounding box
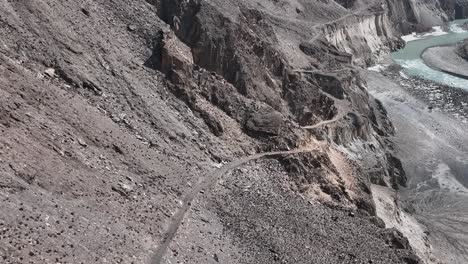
[0,0,465,263]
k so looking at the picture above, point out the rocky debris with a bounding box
[299,39,353,69]
[245,109,284,137]
[371,216,387,228]
[278,152,336,185]
[127,24,137,32]
[44,68,56,78]
[381,228,412,249]
[201,161,421,264]
[199,110,224,137]
[307,72,348,100]
[80,7,90,17]
[1,0,459,263]
[369,65,468,264]
[387,154,407,189]
[77,138,87,147]
[383,62,468,122]
[146,30,194,82]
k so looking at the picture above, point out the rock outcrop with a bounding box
[322,11,404,66]
[455,0,468,18]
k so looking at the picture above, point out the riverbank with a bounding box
[387,64,468,121]
[365,64,468,264]
[421,45,468,80]
[391,19,468,89]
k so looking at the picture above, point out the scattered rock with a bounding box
[81,8,90,16]
[200,110,224,136]
[381,229,410,250]
[370,216,386,228]
[113,144,124,154]
[111,184,132,198]
[200,217,210,223]
[77,138,87,147]
[44,68,56,77]
[401,254,422,264]
[245,109,284,137]
[127,25,137,31]
[82,79,103,96]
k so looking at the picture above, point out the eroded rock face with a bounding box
[245,110,285,137]
[319,0,468,65]
[455,0,468,19]
[153,31,194,80]
[322,12,402,66]
[163,0,404,180]
[143,0,410,205]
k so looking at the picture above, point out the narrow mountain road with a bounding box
[150,148,313,264]
[150,9,362,262]
[150,111,347,264]
[302,114,344,130]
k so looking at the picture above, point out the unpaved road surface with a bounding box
[151,149,311,264]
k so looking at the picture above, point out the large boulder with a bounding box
[245,107,285,137]
[145,30,194,82]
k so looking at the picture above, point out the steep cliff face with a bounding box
[144,1,416,261]
[322,0,468,65]
[322,11,403,66]
[455,0,468,18]
[382,0,466,30]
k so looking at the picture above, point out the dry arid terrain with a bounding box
[0,0,466,263]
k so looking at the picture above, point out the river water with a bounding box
[392,19,468,89]
[368,19,468,264]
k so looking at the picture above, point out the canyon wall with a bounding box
[322,0,468,65]
[322,11,403,66]
[455,0,468,18]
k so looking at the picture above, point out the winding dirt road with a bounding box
[302,114,344,130]
[150,148,312,264]
[150,10,358,261]
[149,111,347,264]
